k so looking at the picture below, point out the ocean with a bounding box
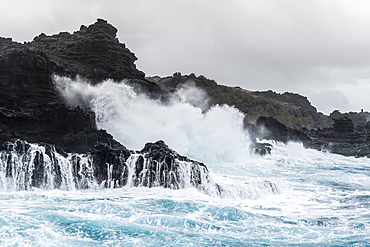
[0,77,369,246]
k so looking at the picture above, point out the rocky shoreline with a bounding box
[0,19,162,153]
[253,114,370,158]
[0,19,222,191]
[1,139,219,194]
[0,19,368,190]
[149,73,370,158]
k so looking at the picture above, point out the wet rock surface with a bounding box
[1,16,369,192]
[0,19,217,191]
[0,139,218,193]
[134,140,212,189]
[254,116,370,158]
[0,19,161,154]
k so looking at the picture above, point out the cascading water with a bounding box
[0,76,369,246]
[51,76,280,198]
[0,140,92,191]
[1,139,256,198]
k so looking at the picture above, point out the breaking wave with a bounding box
[53,75,252,164]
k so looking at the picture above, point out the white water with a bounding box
[0,142,94,191]
[0,76,369,246]
[0,141,231,197]
[53,76,252,164]
[1,142,369,246]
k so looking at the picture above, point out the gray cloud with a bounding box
[1,0,370,114]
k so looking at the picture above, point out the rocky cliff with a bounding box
[0,19,228,192]
[148,73,370,158]
[147,73,333,129]
[1,17,368,194]
[254,115,370,157]
[0,19,161,154]
[29,19,155,87]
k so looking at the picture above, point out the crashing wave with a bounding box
[0,140,279,199]
[0,140,221,196]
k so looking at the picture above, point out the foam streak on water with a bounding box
[0,77,368,245]
[0,143,369,246]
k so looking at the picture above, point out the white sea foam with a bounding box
[0,130,369,245]
[53,75,252,164]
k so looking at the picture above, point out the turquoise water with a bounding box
[3,77,365,246]
[1,142,369,246]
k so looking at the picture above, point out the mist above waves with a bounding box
[54,76,252,164]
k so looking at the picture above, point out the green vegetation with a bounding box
[146,73,319,129]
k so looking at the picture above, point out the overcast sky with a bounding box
[1,0,370,114]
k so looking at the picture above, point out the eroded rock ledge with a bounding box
[0,139,220,195]
[0,19,161,153]
[0,19,222,191]
[254,116,370,158]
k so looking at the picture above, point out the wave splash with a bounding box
[0,140,213,193]
[0,140,279,199]
[53,75,252,164]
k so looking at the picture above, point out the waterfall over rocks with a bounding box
[0,19,281,198]
[0,140,222,196]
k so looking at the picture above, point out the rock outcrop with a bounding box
[255,115,370,158]
[30,19,147,84]
[0,140,220,194]
[304,117,370,157]
[330,110,370,127]
[253,116,311,143]
[0,19,223,191]
[149,73,370,158]
[147,73,333,129]
[1,16,369,196]
[134,140,213,190]
[0,19,161,154]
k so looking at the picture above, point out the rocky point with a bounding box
[0,18,368,194]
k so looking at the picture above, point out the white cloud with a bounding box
[336,79,370,113]
[1,0,370,113]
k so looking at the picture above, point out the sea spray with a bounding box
[0,139,279,200]
[53,75,252,164]
[0,140,96,191]
[1,145,369,246]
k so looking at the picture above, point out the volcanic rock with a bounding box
[135,140,211,189]
[0,19,161,153]
[30,19,143,82]
[254,116,311,143]
[148,73,334,130]
[254,115,370,158]
[0,139,219,193]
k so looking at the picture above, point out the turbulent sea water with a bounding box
[1,77,369,246]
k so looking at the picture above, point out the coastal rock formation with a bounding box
[0,140,220,194]
[134,140,214,190]
[0,19,161,154]
[254,115,370,157]
[305,117,370,157]
[1,16,369,196]
[330,110,370,127]
[0,17,228,191]
[30,19,145,83]
[149,73,370,157]
[253,116,311,143]
[0,19,223,191]
[147,73,333,129]
[252,90,333,129]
